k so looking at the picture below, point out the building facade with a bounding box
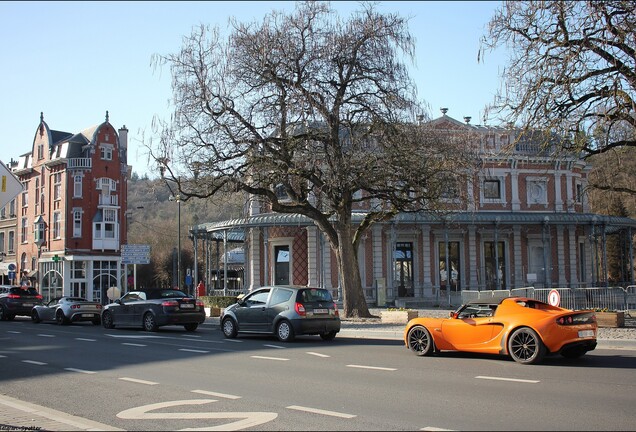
[1,112,129,304]
[191,113,636,306]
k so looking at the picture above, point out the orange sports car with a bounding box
[404,296,597,364]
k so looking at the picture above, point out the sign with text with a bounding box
[121,244,151,265]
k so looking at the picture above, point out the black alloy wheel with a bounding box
[507,327,546,365]
[102,311,115,329]
[407,325,435,356]
[143,312,158,332]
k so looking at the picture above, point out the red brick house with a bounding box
[9,112,129,303]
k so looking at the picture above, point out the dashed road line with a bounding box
[191,389,242,399]
[421,427,455,431]
[306,352,330,358]
[119,377,159,385]
[224,339,243,343]
[475,375,539,384]
[22,360,47,366]
[287,405,356,419]
[263,344,285,349]
[7,331,21,334]
[122,343,147,347]
[347,364,397,371]
[179,348,210,354]
[251,355,289,361]
[65,368,97,374]
[37,334,56,337]
[76,338,97,342]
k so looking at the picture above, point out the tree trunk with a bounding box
[335,226,372,318]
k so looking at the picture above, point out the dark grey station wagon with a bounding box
[221,286,341,342]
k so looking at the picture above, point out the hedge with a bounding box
[198,295,238,309]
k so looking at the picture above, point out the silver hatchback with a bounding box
[221,286,341,342]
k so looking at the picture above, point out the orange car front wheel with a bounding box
[507,327,546,365]
[407,325,435,356]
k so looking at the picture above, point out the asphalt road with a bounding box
[1,317,635,431]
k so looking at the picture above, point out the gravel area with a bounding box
[340,308,636,340]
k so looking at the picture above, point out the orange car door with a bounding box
[440,316,496,351]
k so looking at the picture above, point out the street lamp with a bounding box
[168,194,182,292]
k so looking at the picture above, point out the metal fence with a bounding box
[462,286,635,315]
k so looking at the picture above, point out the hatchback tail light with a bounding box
[7,294,20,299]
[295,302,306,317]
[196,299,204,308]
[35,294,43,300]
[162,300,179,307]
[333,302,339,317]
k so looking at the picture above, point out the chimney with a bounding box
[118,125,128,149]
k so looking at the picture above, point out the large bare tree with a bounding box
[149,1,477,317]
[480,1,636,193]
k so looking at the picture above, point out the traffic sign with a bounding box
[548,289,561,307]
[0,160,23,210]
[121,244,151,265]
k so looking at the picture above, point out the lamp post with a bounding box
[169,194,182,292]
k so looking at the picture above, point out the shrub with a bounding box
[199,296,238,309]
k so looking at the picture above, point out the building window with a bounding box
[20,218,27,243]
[34,218,45,243]
[53,173,62,201]
[576,183,583,203]
[1,207,5,219]
[439,241,461,291]
[483,179,501,199]
[484,241,506,290]
[74,175,82,198]
[53,212,61,239]
[104,209,116,238]
[73,209,82,237]
[9,199,15,217]
[34,178,40,214]
[37,143,44,160]
[395,242,414,297]
[8,231,15,253]
[0,232,4,254]
[21,183,28,207]
[100,145,113,160]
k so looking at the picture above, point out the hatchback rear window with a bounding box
[298,288,333,303]
[9,287,39,296]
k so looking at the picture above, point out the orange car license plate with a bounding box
[578,330,594,338]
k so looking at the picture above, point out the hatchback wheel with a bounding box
[276,320,295,342]
[31,310,41,323]
[184,323,198,332]
[407,325,435,356]
[102,311,115,329]
[56,310,69,325]
[508,327,546,365]
[143,312,158,332]
[222,317,237,338]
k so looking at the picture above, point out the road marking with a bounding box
[225,339,243,343]
[250,355,289,361]
[287,405,356,419]
[306,352,330,358]
[65,368,97,374]
[475,376,540,384]
[191,390,241,399]
[182,334,202,338]
[421,427,455,431]
[7,331,21,334]
[179,348,210,354]
[76,338,97,342]
[119,377,159,386]
[263,344,285,349]
[0,355,6,358]
[347,364,397,371]
[37,334,56,337]
[122,343,147,347]
[22,360,47,366]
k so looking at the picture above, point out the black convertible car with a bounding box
[101,289,206,331]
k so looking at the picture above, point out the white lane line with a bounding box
[182,334,202,338]
[250,355,289,361]
[65,368,97,374]
[306,352,330,358]
[122,343,147,347]
[191,389,241,399]
[287,405,356,419]
[7,331,21,334]
[263,344,285,349]
[75,338,97,342]
[37,334,56,338]
[22,360,47,366]
[179,348,210,354]
[0,355,6,358]
[347,364,397,371]
[119,377,159,386]
[421,427,455,431]
[224,339,243,343]
[475,375,540,384]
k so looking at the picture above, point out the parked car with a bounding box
[101,289,206,332]
[221,285,341,342]
[0,286,43,321]
[31,297,102,325]
[404,296,597,365]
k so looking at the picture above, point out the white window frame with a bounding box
[100,144,114,161]
[73,208,82,237]
[74,175,83,198]
[53,212,61,239]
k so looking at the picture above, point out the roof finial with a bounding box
[40,112,44,122]
[440,107,448,115]
[105,110,109,122]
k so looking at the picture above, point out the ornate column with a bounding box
[248,228,261,290]
[468,225,478,289]
[568,225,579,288]
[306,226,319,287]
[513,225,522,288]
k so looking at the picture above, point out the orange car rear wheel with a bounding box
[407,325,435,356]
[507,327,546,365]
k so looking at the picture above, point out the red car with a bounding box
[404,296,597,364]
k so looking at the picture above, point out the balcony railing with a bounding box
[67,158,92,169]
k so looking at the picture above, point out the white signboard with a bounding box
[0,160,23,210]
[548,289,561,307]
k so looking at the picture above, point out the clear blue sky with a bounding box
[0,1,506,178]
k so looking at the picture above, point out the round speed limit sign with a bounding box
[548,289,560,307]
